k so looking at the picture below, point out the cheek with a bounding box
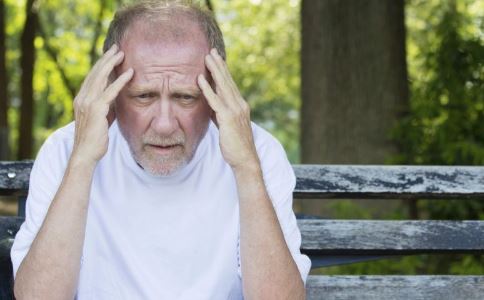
[179,105,211,140]
[115,99,150,138]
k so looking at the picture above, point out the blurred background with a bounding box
[0,0,483,275]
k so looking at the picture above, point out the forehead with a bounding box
[119,20,209,78]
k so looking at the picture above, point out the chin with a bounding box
[142,159,189,177]
[134,147,195,177]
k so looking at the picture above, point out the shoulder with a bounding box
[40,121,75,151]
[33,122,75,175]
[251,122,287,162]
[251,123,296,207]
[251,122,294,177]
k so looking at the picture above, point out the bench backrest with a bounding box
[1,162,484,299]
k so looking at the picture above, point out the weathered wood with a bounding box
[0,216,22,300]
[299,219,484,255]
[294,165,484,199]
[0,161,32,193]
[306,275,484,300]
[3,217,483,257]
[3,163,484,200]
[0,216,23,256]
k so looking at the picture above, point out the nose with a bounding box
[150,97,179,136]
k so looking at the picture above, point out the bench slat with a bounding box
[294,165,484,199]
[0,217,23,257]
[3,162,484,200]
[0,217,22,300]
[0,161,32,193]
[306,275,484,300]
[3,218,484,256]
[299,220,484,255]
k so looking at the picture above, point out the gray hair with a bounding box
[103,0,226,60]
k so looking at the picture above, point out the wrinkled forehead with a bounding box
[121,18,209,54]
[120,19,209,71]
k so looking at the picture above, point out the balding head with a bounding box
[103,0,226,60]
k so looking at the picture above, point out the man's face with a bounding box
[115,21,212,176]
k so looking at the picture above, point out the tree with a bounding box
[0,0,8,160]
[323,0,484,276]
[300,0,408,164]
[17,0,37,159]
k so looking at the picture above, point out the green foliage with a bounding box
[317,254,484,276]
[394,0,484,167]
[31,0,118,151]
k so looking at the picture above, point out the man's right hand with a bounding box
[14,45,133,299]
[71,44,133,165]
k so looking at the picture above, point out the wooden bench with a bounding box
[1,161,483,299]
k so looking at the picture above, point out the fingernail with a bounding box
[211,48,217,55]
[111,44,118,51]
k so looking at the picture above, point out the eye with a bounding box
[137,93,152,99]
[174,94,197,102]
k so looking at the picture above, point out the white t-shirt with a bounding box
[11,120,311,299]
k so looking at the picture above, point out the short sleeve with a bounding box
[237,125,311,285]
[10,129,71,278]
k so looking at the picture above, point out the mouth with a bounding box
[146,144,182,154]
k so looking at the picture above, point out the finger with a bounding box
[91,44,119,72]
[103,68,134,105]
[83,51,125,97]
[210,49,240,96]
[84,44,119,85]
[197,74,225,113]
[210,48,233,84]
[205,55,242,111]
[206,50,245,110]
[97,51,126,88]
[204,54,230,95]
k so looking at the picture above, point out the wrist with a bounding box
[232,160,263,180]
[69,151,98,171]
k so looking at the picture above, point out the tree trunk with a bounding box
[0,0,9,160]
[300,0,408,164]
[18,0,37,159]
[299,0,410,218]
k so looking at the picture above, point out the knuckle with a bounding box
[236,109,245,119]
[241,101,250,113]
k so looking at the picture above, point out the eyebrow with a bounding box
[127,85,201,96]
[126,85,157,94]
[171,87,202,96]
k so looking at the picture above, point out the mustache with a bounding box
[142,132,185,147]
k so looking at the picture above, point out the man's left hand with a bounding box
[198,48,260,171]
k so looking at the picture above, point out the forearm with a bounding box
[235,164,305,300]
[14,156,96,300]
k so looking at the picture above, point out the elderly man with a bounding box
[11,1,310,299]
